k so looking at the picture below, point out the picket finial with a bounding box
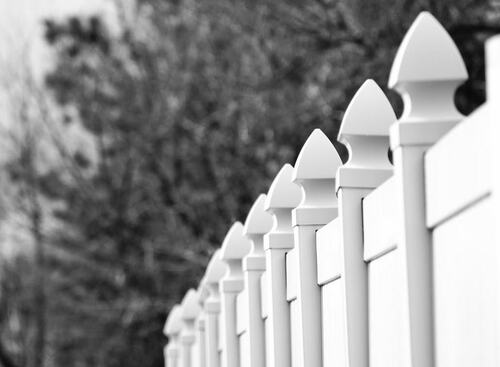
[388,12,467,89]
[293,129,341,226]
[243,194,273,266]
[388,12,467,148]
[164,304,183,337]
[293,129,342,181]
[339,80,395,139]
[220,222,251,288]
[265,164,301,241]
[336,80,395,191]
[181,289,201,321]
[243,194,273,236]
[220,222,250,261]
[266,164,302,211]
[204,249,226,284]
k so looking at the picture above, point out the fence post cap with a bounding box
[265,163,301,210]
[203,249,226,284]
[388,11,467,88]
[220,222,250,260]
[181,289,201,320]
[243,194,273,235]
[338,79,395,141]
[164,304,183,336]
[293,129,342,181]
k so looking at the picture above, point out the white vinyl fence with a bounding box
[163,11,500,367]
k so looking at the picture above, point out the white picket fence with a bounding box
[163,12,500,367]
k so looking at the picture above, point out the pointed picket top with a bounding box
[339,80,396,140]
[336,80,395,190]
[204,249,226,284]
[264,164,301,249]
[388,12,467,89]
[181,289,201,321]
[293,129,342,181]
[220,222,251,261]
[164,305,183,336]
[265,164,302,211]
[243,194,273,236]
[292,129,341,226]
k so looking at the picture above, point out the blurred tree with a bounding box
[1,0,494,366]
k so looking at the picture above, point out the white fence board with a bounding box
[368,250,407,367]
[260,272,268,319]
[433,197,500,366]
[363,177,397,261]
[290,301,301,367]
[286,248,298,302]
[316,219,341,285]
[321,280,347,367]
[239,332,250,367]
[236,291,247,335]
[425,105,492,228]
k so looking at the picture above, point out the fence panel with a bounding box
[164,11,500,367]
[432,197,498,366]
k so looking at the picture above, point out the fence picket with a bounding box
[196,313,206,367]
[180,290,202,367]
[388,11,467,367]
[219,222,251,367]
[289,129,341,367]
[317,79,395,367]
[263,164,301,367]
[240,195,273,367]
[201,250,226,367]
[165,305,183,367]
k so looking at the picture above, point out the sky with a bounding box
[0,0,117,79]
[0,0,114,257]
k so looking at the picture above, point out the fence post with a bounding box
[263,163,301,367]
[219,222,251,367]
[201,250,226,367]
[197,285,209,367]
[180,289,202,367]
[335,80,395,366]
[486,35,500,356]
[196,317,206,367]
[388,11,467,367]
[242,194,273,367]
[165,305,183,367]
[291,128,342,367]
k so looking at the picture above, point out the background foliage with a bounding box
[0,0,498,366]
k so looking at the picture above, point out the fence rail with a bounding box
[163,11,500,367]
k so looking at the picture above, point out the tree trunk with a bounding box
[29,162,45,367]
